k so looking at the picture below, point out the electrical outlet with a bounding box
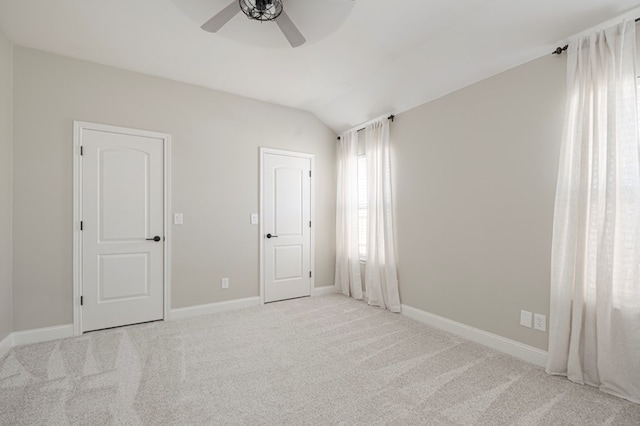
[534,314,546,332]
[221,277,229,289]
[520,310,532,328]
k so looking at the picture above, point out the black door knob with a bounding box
[146,236,161,242]
[266,233,279,239]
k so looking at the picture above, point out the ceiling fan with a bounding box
[201,0,306,48]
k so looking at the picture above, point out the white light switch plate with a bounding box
[250,213,259,225]
[520,310,532,328]
[174,213,183,225]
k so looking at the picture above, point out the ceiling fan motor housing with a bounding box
[257,0,272,11]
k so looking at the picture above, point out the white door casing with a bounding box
[73,122,171,334]
[260,148,314,303]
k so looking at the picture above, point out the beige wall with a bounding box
[7,42,566,352]
[392,54,566,350]
[0,31,11,341]
[12,47,336,331]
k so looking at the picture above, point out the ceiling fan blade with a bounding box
[276,11,306,48]
[201,1,240,33]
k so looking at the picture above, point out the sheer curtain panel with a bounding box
[334,130,363,299]
[546,20,640,403]
[364,118,401,312]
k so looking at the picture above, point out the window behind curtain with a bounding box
[357,154,367,260]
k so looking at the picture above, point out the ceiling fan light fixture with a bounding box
[239,0,283,22]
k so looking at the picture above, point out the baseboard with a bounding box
[0,333,13,359]
[4,293,331,349]
[401,304,548,367]
[170,296,261,320]
[11,324,74,347]
[313,286,335,296]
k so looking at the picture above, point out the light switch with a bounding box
[251,213,259,225]
[520,310,532,328]
[174,213,183,225]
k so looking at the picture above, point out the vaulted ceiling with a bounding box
[1,0,640,132]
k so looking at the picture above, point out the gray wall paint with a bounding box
[8,43,566,353]
[12,47,336,331]
[0,31,11,342]
[392,54,566,350]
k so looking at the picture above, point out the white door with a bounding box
[263,151,312,303]
[81,126,165,332]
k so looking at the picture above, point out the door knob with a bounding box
[266,233,279,239]
[146,236,161,242]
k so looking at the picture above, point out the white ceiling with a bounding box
[1,0,640,132]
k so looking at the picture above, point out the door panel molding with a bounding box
[259,148,315,304]
[73,121,172,335]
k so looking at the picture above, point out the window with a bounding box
[357,154,367,260]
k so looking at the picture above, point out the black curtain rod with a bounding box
[337,115,395,140]
[552,17,640,55]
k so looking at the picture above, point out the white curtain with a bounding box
[364,118,401,312]
[546,20,640,404]
[334,130,363,299]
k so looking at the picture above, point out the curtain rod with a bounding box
[336,115,395,141]
[552,17,640,55]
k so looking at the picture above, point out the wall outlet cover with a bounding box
[534,313,547,332]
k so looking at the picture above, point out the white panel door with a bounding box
[263,152,311,303]
[82,128,164,332]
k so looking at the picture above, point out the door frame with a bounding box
[72,121,172,336]
[259,147,315,305]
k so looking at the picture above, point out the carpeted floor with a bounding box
[1,293,639,425]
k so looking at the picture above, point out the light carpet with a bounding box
[1,294,639,425]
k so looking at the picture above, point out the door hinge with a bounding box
[309,271,312,278]
[80,221,83,231]
[80,296,83,306]
[80,146,83,156]
[309,221,311,228]
[309,170,311,177]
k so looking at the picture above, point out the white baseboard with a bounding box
[4,297,264,350]
[170,296,261,320]
[401,304,548,367]
[313,286,335,296]
[12,324,74,347]
[0,333,13,359]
